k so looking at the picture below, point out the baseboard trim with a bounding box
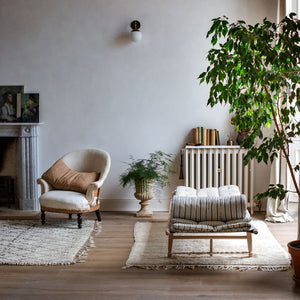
[100,198,170,212]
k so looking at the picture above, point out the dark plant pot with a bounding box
[236,131,248,145]
[287,240,300,285]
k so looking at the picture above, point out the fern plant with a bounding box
[120,151,175,189]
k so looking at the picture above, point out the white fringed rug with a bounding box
[0,219,100,265]
[124,221,291,271]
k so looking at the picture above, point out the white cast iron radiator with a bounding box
[182,146,254,214]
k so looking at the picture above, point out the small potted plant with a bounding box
[120,151,175,217]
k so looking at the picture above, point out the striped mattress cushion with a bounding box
[171,194,247,222]
[169,219,257,233]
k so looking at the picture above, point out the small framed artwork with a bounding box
[0,86,24,122]
[16,93,39,123]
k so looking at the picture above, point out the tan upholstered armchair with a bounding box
[37,148,111,228]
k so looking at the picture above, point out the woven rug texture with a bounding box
[125,220,291,271]
[0,219,100,265]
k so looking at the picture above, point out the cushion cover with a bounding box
[39,190,90,211]
[171,194,247,222]
[170,221,255,233]
[42,159,99,194]
[175,185,241,198]
[175,186,197,197]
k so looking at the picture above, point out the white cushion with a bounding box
[175,186,197,197]
[196,187,219,197]
[218,185,240,197]
[175,185,241,198]
[39,190,90,211]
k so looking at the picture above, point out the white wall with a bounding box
[0,0,277,211]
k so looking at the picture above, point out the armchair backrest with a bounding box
[62,148,111,184]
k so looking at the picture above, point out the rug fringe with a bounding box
[74,221,102,264]
[122,264,291,271]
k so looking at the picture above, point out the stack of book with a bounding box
[192,127,220,146]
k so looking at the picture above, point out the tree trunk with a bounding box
[298,198,300,241]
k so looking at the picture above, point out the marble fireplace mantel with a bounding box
[0,123,41,210]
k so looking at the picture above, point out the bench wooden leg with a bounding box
[247,232,252,257]
[210,238,213,256]
[168,234,173,258]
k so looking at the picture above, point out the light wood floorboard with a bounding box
[0,210,299,299]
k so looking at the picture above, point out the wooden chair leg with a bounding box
[41,210,45,224]
[247,232,252,257]
[77,213,82,229]
[68,213,72,220]
[95,209,101,222]
[168,234,173,258]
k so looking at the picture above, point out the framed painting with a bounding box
[0,86,24,122]
[16,93,39,123]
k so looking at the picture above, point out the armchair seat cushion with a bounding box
[39,190,90,211]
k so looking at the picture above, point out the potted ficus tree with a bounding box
[120,151,175,217]
[199,13,300,284]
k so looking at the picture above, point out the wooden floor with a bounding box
[0,210,300,299]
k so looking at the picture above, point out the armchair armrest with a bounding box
[37,178,54,194]
[85,181,103,204]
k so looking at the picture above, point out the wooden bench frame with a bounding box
[166,230,253,257]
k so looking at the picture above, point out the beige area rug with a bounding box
[0,219,100,265]
[125,221,291,271]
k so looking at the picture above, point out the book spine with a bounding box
[216,130,220,145]
[203,129,207,146]
[206,129,210,145]
[211,129,216,146]
[198,127,202,145]
[193,128,199,145]
[201,127,204,145]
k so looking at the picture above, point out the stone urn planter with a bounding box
[120,151,175,218]
[134,179,155,217]
[288,240,300,286]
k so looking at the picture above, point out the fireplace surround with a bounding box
[0,123,40,210]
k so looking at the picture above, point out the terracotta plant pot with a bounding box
[287,240,300,285]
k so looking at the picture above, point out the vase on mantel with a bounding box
[134,179,154,217]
